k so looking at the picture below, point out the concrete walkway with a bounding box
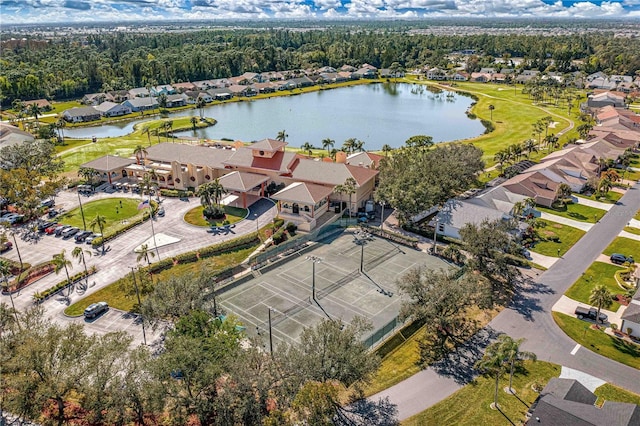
[619,230,640,241]
[628,218,640,229]
[527,251,558,269]
[572,195,614,211]
[559,367,606,393]
[539,212,594,231]
[552,295,623,325]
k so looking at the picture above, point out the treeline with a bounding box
[1,28,640,104]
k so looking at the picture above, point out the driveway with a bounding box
[572,195,614,211]
[539,211,593,231]
[374,182,640,420]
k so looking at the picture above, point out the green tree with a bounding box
[497,335,537,394]
[321,138,335,154]
[136,243,155,266]
[342,137,356,154]
[0,259,19,326]
[475,338,508,409]
[28,103,41,127]
[141,125,152,146]
[190,116,198,131]
[381,144,393,157]
[89,214,107,254]
[556,183,572,206]
[405,135,434,149]
[196,97,207,119]
[577,123,593,139]
[52,250,73,296]
[589,284,613,325]
[276,129,288,142]
[71,246,92,286]
[133,144,148,165]
[488,104,495,121]
[301,142,314,156]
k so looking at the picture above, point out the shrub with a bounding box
[285,222,297,235]
[160,189,193,198]
[203,205,225,219]
[272,229,286,244]
[32,268,97,303]
[481,119,495,134]
[273,218,285,229]
[92,211,152,249]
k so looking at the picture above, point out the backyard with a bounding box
[565,262,624,312]
[528,220,585,257]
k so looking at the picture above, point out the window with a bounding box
[438,223,445,232]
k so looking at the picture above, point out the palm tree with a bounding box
[133,145,148,166]
[353,139,365,152]
[276,130,288,142]
[321,138,335,154]
[342,138,356,154]
[90,214,107,255]
[141,126,152,146]
[301,142,314,157]
[494,150,508,171]
[589,285,613,325]
[196,97,206,119]
[190,116,198,132]
[52,250,73,296]
[381,144,393,157]
[343,177,357,218]
[498,335,537,394]
[577,123,593,140]
[72,247,92,285]
[333,183,346,225]
[597,177,613,197]
[523,139,537,158]
[475,338,507,409]
[165,120,173,143]
[78,167,98,186]
[55,117,66,143]
[557,183,572,206]
[488,104,495,121]
[0,259,19,326]
[28,103,41,127]
[136,243,156,266]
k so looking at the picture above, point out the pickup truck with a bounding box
[574,306,608,323]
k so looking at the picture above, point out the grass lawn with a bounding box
[64,244,257,316]
[57,197,146,235]
[537,202,606,223]
[623,226,640,236]
[565,262,624,311]
[58,117,215,172]
[552,312,640,369]
[603,237,640,258]
[529,220,585,257]
[594,383,640,407]
[184,205,248,227]
[402,361,561,426]
[575,191,623,204]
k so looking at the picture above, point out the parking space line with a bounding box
[570,343,581,355]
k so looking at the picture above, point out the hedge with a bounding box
[32,267,98,303]
[160,189,194,198]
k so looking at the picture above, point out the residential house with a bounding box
[526,378,640,426]
[172,82,196,93]
[0,122,35,149]
[289,76,314,88]
[621,290,640,338]
[122,97,159,112]
[340,64,357,72]
[94,101,131,117]
[107,90,130,103]
[63,106,101,123]
[151,84,175,96]
[435,199,510,240]
[206,88,232,100]
[479,67,496,75]
[587,92,626,108]
[128,87,150,98]
[470,72,492,83]
[165,93,188,108]
[80,155,135,184]
[449,71,468,81]
[426,67,447,80]
[353,67,377,79]
[250,82,276,94]
[515,70,540,84]
[228,85,255,97]
[22,99,52,111]
[501,171,560,207]
[82,93,108,105]
[346,151,384,169]
[192,80,216,90]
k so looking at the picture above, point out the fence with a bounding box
[363,315,405,349]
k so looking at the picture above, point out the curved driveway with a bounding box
[375,183,640,420]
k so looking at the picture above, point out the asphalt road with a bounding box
[375,182,640,420]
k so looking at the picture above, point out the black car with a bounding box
[37,221,57,232]
[75,230,93,242]
[610,253,633,264]
[575,306,608,323]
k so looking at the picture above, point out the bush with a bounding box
[92,211,152,249]
[203,205,225,219]
[285,222,297,235]
[481,119,495,134]
[273,218,285,229]
[160,189,193,198]
[272,229,286,245]
[32,268,97,302]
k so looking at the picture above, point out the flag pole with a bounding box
[148,193,160,260]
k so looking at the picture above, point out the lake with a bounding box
[63,83,485,150]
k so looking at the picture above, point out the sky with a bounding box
[1,0,639,24]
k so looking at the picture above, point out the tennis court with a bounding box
[219,229,451,347]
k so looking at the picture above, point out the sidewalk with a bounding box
[572,195,613,211]
[618,230,640,241]
[527,251,558,269]
[539,212,593,232]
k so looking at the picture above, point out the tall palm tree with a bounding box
[301,142,314,157]
[55,117,66,143]
[190,116,198,132]
[497,335,537,394]
[133,145,148,166]
[90,214,107,255]
[196,97,207,119]
[494,150,508,171]
[381,144,393,157]
[342,138,356,154]
[488,104,495,121]
[136,243,155,266]
[141,126,152,146]
[165,120,173,143]
[353,139,365,152]
[475,338,507,409]
[597,177,613,197]
[577,123,593,140]
[523,139,537,158]
[333,183,346,225]
[343,177,357,217]
[0,259,19,326]
[209,178,226,207]
[72,247,92,285]
[52,250,73,296]
[28,103,41,127]
[276,130,288,142]
[321,138,335,154]
[589,285,613,325]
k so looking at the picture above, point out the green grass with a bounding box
[402,361,561,426]
[594,383,640,407]
[603,237,640,258]
[565,262,624,311]
[553,312,640,369]
[50,100,83,114]
[537,202,606,223]
[529,220,586,257]
[64,244,257,316]
[574,191,623,204]
[57,197,146,235]
[58,117,215,172]
[183,205,248,227]
[623,226,640,236]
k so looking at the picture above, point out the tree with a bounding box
[89,214,107,254]
[342,137,356,154]
[136,243,155,266]
[321,138,335,154]
[597,177,613,197]
[157,93,167,109]
[381,144,392,157]
[197,179,227,219]
[343,177,357,217]
[589,285,613,324]
[55,117,66,143]
[0,259,19,326]
[475,338,507,409]
[498,335,537,394]
[556,183,572,206]
[494,150,508,171]
[52,250,73,296]
[577,123,593,140]
[196,97,207,119]
[488,104,495,121]
[133,144,148,165]
[301,142,314,157]
[523,138,537,158]
[376,143,484,225]
[164,120,173,143]
[405,135,433,149]
[190,116,198,131]
[141,125,152,146]
[398,267,488,364]
[276,129,288,142]
[28,103,41,127]
[353,139,365,152]
[71,246,92,286]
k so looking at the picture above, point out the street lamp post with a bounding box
[77,190,87,231]
[130,267,147,346]
[268,307,273,354]
[380,201,385,231]
[306,256,322,302]
[432,217,439,254]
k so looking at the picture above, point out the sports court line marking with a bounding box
[570,344,581,355]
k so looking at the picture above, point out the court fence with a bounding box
[363,315,407,349]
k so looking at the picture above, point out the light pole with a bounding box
[432,216,439,254]
[380,201,385,231]
[254,213,260,240]
[306,256,322,302]
[268,306,273,354]
[77,190,87,231]
[130,267,147,346]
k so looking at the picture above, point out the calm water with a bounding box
[63,83,484,150]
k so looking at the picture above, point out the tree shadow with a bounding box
[340,396,399,426]
[430,327,501,385]
[496,404,516,426]
[507,276,555,322]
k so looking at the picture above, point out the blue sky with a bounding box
[1,1,639,24]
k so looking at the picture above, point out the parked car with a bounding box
[55,225,72,236]
[74,230,93,242]
[84,301,108,319]
[61,227,80,238]
[157,206,165,217]
[0,241,12,253]
[40,199,55,208]
[574,306,608,323]
[610,253,633,265]
[37,221,57,232]
[45,224,63,235]
[85,233,101,244]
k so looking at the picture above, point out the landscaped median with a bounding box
[184,205,248,227]
[33,267,97,303]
